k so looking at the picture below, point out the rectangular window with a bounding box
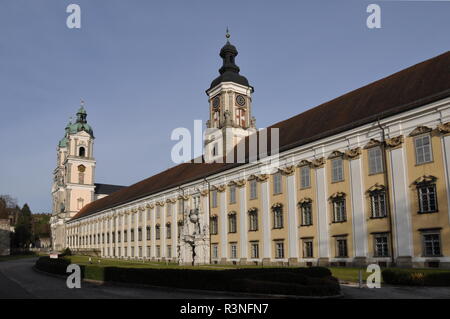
[273,173,282,194]
[368,147,383,174]
[131,247,135,257]
[331,158,344,182]
[250,242,259,259]
[273,208,284,229]
[146,226,151,240]
[212,190,218,208]
[156,206,161,219]
[147,247,151,257]
[228,214,237,233]
[156,245,160,258]
[300,166,311,188]
[370,192,387,218]
[138,246,142,258]
[138,228,142,241]
[210,217,218,235]
[248,211,258,231]
[230,243,237,259]
[250,179,258,200]
[155,226,160,240]
[275,241,285,259]
[374,234,389,257]
[333,199,346,223]
[418,184,438,213]
[303,239,314,258]
[300,203,313,226]
[117,231,121,243]
[423,232,441,257]
[167,245,172,258]
[124,230,127,243]
[166,224,172,239]
[124,247,127,257]
[212,244,218,259]
[229,185,236,204]
[336,238,348,257]
[415,135,433,164]
[130,229,135,242]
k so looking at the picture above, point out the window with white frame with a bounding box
[229,185,236,204]
[138,228,142,241]
[228,212,237,233]
[422,231,441,257]
[230,242,237,259]
[374,233,389,257]
[146,226,151,240]
[273,172,282,194]
[369,189,387,218]
[272,205,284,229]
[331,158,344,182]
[156,245,160,258]
[166,223,171,239]
[210,216,218,235]
[331,195,346,223]
[303,239,314,258]
[414,135,433,165]
[212,244,219,259]
[250,241,259,259]
[155,225,160,240]
[300,165,311,188]
[417,182,438,213]
[212,190,218,208]
[336,237,348,257]
[248,209,258,231]
[368,146,383,174]
[275,241,285,259]
[167,245,172,258]
[299,201,313,226]
[250,179,258,200]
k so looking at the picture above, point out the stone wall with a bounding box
[0,219,11,256]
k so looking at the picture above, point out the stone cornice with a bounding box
[364,139,383,149]
[312,157,325,168]
[279,166,295,176]
[345,147,361,160]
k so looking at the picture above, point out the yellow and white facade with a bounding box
[61,43,450,268]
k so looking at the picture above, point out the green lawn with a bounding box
[329,267,374,283]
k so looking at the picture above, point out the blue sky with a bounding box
[0,0,449,213]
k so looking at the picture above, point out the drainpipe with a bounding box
[377,118,396,266]
[203,178,212,265]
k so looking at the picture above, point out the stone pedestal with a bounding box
[288,258,299,266]
[318,257,329,267]
[353,256,368,267]
[396,256,412,268]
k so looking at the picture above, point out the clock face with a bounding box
[212,96,220,108]
[236,95,246,107]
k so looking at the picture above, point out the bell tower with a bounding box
[51,101,96,251]
[205,30,256,160]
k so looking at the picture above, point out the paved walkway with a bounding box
[341,282,450,299]
[0,258,248,299]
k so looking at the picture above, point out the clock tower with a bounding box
[205,30,256,160]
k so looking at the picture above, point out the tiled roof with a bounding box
[72,51,450,221]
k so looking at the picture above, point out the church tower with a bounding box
[205,30,256,160]
[51,101,96,250]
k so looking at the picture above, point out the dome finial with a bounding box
[225,27,230,41]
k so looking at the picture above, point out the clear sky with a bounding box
[0,0,449,213]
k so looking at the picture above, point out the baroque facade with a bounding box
[61,38,450,268]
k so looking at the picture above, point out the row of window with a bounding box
[102,245,173,259]
[209,180,439,235]
[210,135,435,207]
[210,230,443,259]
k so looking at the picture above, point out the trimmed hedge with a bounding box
[35,257,339,296]
[382,268,450,286]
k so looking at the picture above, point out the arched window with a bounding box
[79,147,86,157]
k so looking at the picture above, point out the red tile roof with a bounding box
[72,51,450,221]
